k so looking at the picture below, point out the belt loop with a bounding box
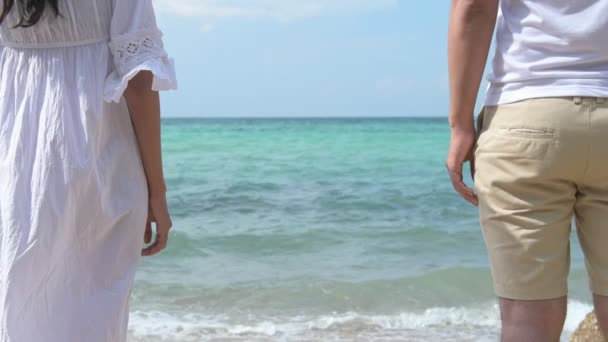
[574,96,583,105]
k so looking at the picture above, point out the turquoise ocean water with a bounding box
[128,118,593,342]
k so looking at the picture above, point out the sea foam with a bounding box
[128,300,592,341]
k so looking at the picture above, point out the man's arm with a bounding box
[447,0,499,206]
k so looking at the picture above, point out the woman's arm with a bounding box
[125,71,166,196]
[124,71,172,256]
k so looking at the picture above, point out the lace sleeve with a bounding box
[109,29,167,76]
[104,0,177,103]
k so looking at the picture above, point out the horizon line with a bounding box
[161,115,449,119]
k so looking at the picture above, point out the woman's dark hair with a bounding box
[0,0,59,28]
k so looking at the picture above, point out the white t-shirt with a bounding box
[486,0,608,105]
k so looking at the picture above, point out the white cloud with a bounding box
[154,0,398,23]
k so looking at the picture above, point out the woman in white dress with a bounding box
[0,0,175,340]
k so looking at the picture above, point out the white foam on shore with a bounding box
[128,300,593,341]
[564,300,594,336]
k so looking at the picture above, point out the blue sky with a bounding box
[154,0,490,117]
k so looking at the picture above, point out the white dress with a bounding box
[0,1,176,341]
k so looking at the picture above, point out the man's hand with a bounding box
[447,126,478,206]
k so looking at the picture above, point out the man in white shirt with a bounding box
[447,0,608,340]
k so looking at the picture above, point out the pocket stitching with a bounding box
[497,127,556,140]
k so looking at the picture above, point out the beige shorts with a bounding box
[475,96,608,300]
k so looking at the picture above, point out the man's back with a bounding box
[487,0,608,105]
[448,0,608,340]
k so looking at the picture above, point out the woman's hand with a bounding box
[142,194,173,256]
